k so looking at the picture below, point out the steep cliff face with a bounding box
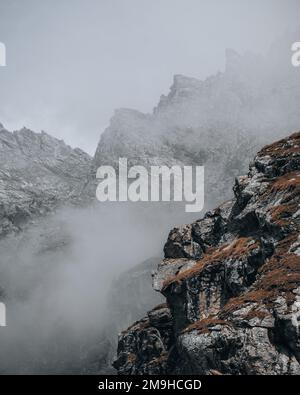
[94,35,300,211]
[109,258,164,335]
[0,124,92,237]
[114,132,300,375]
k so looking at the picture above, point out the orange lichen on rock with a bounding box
[258,253,300,293]
[220,289,273,318]
[242,309,269,321]
[220,250,300,318]
[183,317,230,334]
[270,172,300,193]
[162,237,260,290]
[258,131,300,158]
[259,234,300,276]
[269,202,299,226]
[272,234,299,255]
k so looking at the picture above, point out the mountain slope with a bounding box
[0,124,92,237]
[94,32,300,211]
[114,131,300,375]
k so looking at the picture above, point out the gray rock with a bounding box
[114,132,300,375]
[0,125,92,237]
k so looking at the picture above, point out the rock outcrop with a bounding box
[97,258,164,374]
[0,124,92,237]
[114,132,300,375]
[113,303,174,375]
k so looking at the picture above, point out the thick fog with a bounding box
[0,0,300,375]
[0,0,300,153]
[0,201,194,373]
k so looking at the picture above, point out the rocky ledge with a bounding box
[114,131,300,375]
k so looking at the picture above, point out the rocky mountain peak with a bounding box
[114,131,300,375]
[94,36,300,207]
[154,74,203,114]
[170,74,203,95]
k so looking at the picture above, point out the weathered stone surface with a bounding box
[113,304,174,375]
[152,258,197,292]
[114,132,300,375]
[163,224,203,259]
[0,125,92,237]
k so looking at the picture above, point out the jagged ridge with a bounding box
[0,124,92,237]
[114,132,300,375]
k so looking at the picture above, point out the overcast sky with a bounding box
[0,0,299,154]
